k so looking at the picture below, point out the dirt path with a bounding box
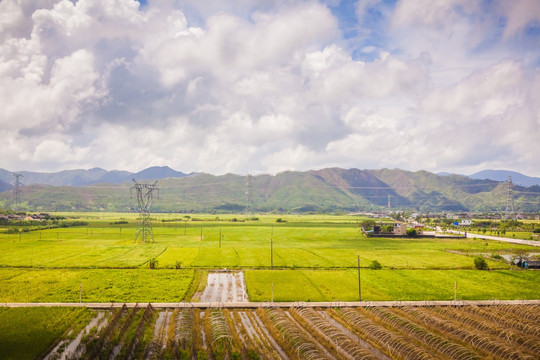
[199,272,249,303]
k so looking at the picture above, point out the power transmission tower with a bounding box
[504,176,516,220]
[130,179,159,243]
[13,173,23,211]
[245,173,253,218]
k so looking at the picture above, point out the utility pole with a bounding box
[357,254,361,302]
[504,176,516,220]
[387,194,391,209]
[219,228,222,248]
[130,179,159,243]
[13,173,23,211]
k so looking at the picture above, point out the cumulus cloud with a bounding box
[0,0,539,177]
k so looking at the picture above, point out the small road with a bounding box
[2,300,539,309]
[447,229,540,247]
[435,227,540,247]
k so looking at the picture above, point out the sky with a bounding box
[1,0,540,176]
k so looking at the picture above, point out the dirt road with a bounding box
[199,272,249,303]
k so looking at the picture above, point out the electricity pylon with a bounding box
[245,173,253,218]
[503,176,516,221]
[131,179,159,243]
[13,173,23,211]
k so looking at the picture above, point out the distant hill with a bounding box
[0,166,189,188]
[469,170,540,187]
[0,179,12,193]
[1,167,538,213]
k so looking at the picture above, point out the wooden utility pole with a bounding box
[219,228,222,248]
[357,254,362,301]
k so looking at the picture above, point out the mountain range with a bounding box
[0,166,189,187]
[468,170,540,188]
[1,167,539,213]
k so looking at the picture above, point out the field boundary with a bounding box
[3,299,539,309]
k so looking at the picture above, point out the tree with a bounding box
[474,256,488,270]
[360,219,376,231]
[406,228,417,237]
[369,260,382,270]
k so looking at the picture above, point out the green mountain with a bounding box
[1,168,539,213]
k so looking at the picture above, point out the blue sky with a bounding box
[1,0,540,176]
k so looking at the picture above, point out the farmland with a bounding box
[1,212,540,358]
[0,213,539,302]
[1,303,539,360]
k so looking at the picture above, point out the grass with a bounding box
[0,268,193,302]
[0,212,538,302]
[245,269,540,302]
[0,307,93,360]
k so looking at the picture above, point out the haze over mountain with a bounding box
[0,166,189,187]
[468,170,540,188]
[1,167,538,213]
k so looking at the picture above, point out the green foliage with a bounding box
[368,260,382,270]
[0,307,93,360]
[175,260,183,269]
[4,168,537,212]
[474,256,488,270]
[148,257,159,269]
[360,219,376,230]
[406,228,417,237]
[276,218,286,223]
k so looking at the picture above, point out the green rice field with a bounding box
[1,213,539,302]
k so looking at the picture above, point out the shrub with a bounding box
[406,228,417,237]
[474,256,488,270]
[369,260,382,270]
[276,218,287,223]
[175,260,182,269]
[148,257,159,269]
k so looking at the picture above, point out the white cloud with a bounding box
[500,0,540,39]
[0,0,539,177]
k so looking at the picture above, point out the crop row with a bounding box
[44,304,539,360]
